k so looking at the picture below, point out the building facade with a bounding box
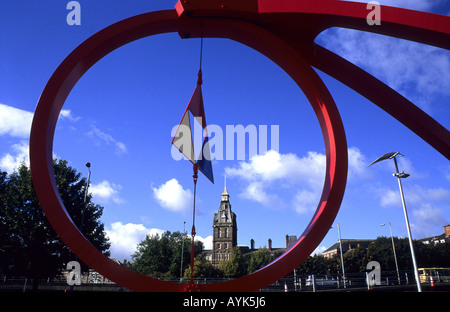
[419,225,450,245]
[211,182,237,266]
[322,239,374,259]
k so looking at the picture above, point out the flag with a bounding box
[197,135,214,183]
[172,69,214,184]
[172,105,195,164]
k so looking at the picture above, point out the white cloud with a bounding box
[105,222,164,261]
[105,222,213,261]
[0,141,29,173]
[411,203,447,238]
[226,150,325,211]
[59,109,80,122]
[152,178,193,212]
[0,104,80,174]
[196,235,213,250]
[225,147,380,214]
[226,148,368,213]
[379,187,400,207]
[348,147,370,179]
[293,189,319,215]
[374,183,449,237]
[87,126,127,155]
[0,104,33,138]
[90,180,124,204]
[242,181,284,207]
[225,150,326,186]
[311,245,327,256]
[408,185,450,205]
[377,184,450,208]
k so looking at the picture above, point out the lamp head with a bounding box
[368,152,403,167]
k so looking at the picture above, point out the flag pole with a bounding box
[189,162,199,286]
[189,36,202,286]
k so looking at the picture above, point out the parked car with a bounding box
[305,275,338,286]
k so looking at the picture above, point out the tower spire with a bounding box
[221,174,229,202]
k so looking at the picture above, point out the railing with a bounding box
[2,270,445,292]
[264,270,421,292]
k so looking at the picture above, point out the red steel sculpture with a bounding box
[30,0,449,292]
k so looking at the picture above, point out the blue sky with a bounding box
[1,0,449,263]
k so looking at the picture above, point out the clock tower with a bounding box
[212,176,237,266]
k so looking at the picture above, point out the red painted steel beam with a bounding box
[306,45,450,160]
[177,0,450,159]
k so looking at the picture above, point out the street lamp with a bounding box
[369,152,422,292]
[331,224,346,288]
[380,222,400,285]
[337,224,346,288]
[81,162,91,233]
[180,220,186,281]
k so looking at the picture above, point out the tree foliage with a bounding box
[247,248,278,274]
[0,161,110,280]
[295,237,450,275]
[124,234,450,280]
[129,231,203,278]
[183,254,219,280]
[219,248,247,278]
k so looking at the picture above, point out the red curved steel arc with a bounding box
[30,9,348,292]
[30,0,449,292]
[30,10,185,292]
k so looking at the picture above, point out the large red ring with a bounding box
[30,10,347,291]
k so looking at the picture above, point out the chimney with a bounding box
[250,239,255,250]
[286,235,289,248]
[444,225,450,237]
[268,238,272,250]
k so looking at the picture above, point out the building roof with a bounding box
[418,225,450,244]
[322,239,374,254]
[418,233,450,244]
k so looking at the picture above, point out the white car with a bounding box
[305,275,338,286]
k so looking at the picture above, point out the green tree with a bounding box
[348,237,450,272]
[218,247,247,278]
[247,248,273,274]
[0,161,110,283]
[344,246,368,273]
[296,254,339,275]
[130,231,203,278]
[183,254,219,279]
[0,170,9,255]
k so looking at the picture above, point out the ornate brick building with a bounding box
[211,179,237,266]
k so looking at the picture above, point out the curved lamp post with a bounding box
[369,152,422,292]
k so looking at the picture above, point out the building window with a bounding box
[217,243,221,250]
[218,228,221,238]
[224,243,228,249]
[224,228,228,238]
